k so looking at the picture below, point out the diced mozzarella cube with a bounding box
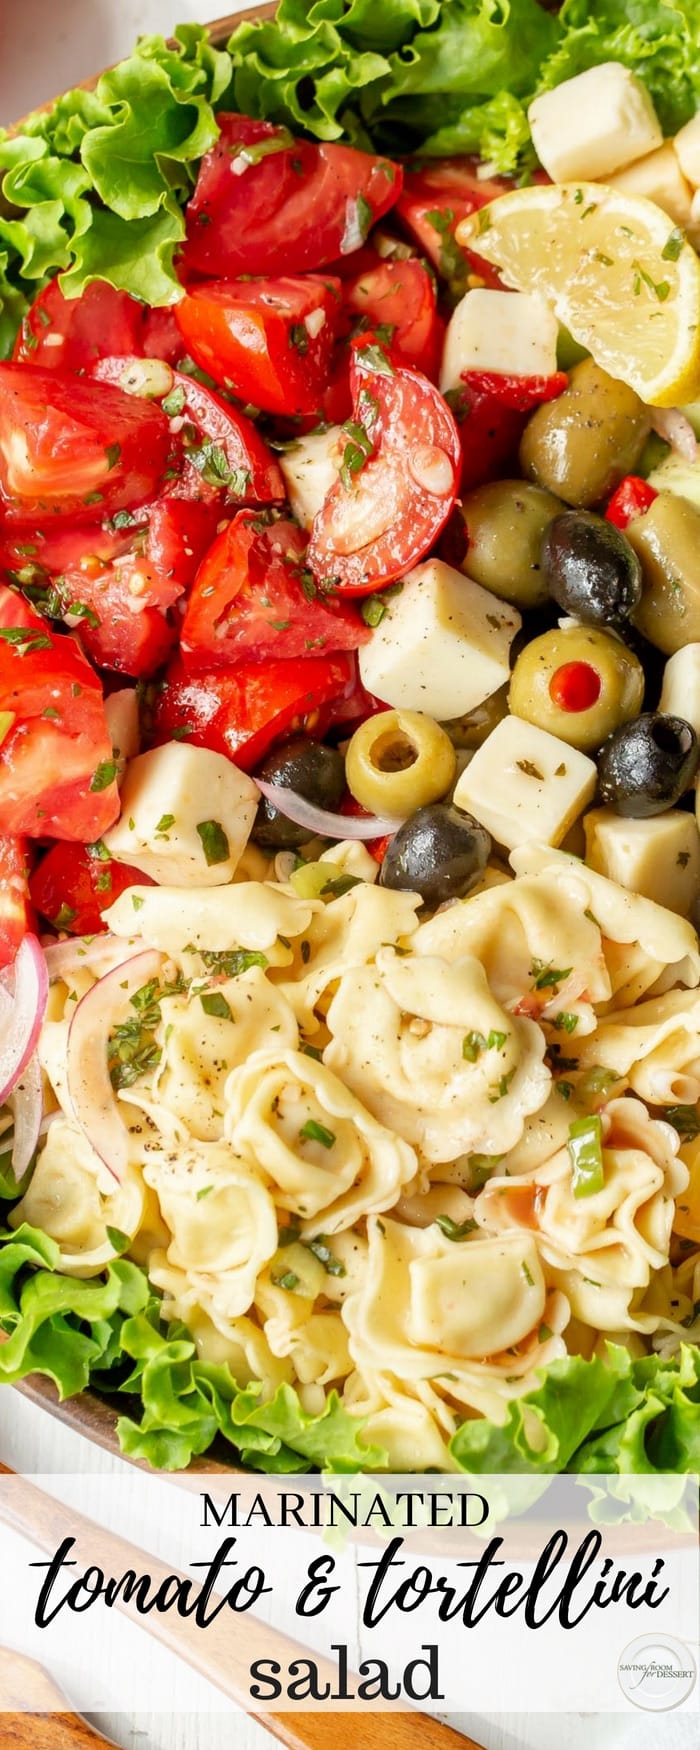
[584,808,700,916]
[453,716,597,850]
[660,644,700,736]
[607,142,693,226]
[279,427,343,530]
[103,743,258,886]
[674,112,700,188]
[440,290,558,392]
[528,63,662,184]
[358,558,520,720]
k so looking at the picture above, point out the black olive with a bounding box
[542,510,642,625]
[379,804,491,906]
[597,713,699,817]
[252,736,345,848]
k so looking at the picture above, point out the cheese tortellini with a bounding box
[25,839,700,1469]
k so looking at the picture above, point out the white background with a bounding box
[0,4,698,1748]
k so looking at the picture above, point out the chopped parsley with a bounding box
[339,417,374,489]
[196,819,230,866]
[462,1027,508,1061]
[435,1214,477,1241]
[0,626,52,656]
[198,948,267,978]
[304,1236,346,1276]
[199,991,233,1020]
[108,972,185,1091]
[90,759,118,792]
[664,1103,700,1140]
[530,959,572,992]
[299,1119,336,1150]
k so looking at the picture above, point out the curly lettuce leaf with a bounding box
[114,1311,385,1473]
[0,1223,149,1397]
[0,25,232,347]
[450,1345,700,1474]
[535,0,700,137]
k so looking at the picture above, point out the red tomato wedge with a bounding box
[343,259,443,379]
[49,555,179,680]
[182,115,401,279]
[30,841,154,935]
[0,365,171,527]
[307,340,461,594]
[181,511,368,667]
[0,835,34,968]
[174,277,341,417]
[90,356,284,506]
[13,278,148,371]
[153,650,356,772]
[396,157,514,291]
[0,587,119,840]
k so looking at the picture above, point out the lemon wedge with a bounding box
[456,182,700,407]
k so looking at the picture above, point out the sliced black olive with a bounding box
[597,713,699,817]
[542,510,642,625]
[252,736,345,847]
[379,804,491,906]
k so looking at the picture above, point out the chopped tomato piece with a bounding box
[91,356,284,506]
[30,840,154,935]
[605,476,658,531]
[48,555,178,679]
[182,511,368,667]
[182,115,401,279]
[449,370,568,493]
[152,650,356,772]
[145,498,220,594]
[343,259,443,379]
[0,835,34,968]
[174,277,342,417]
[13,278,147,371]
[396,158,513,291]
[141,306,187,365]
[0,365,171,526]
[307,339,460,594]
[0,587,119,840]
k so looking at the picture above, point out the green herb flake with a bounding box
[304,1235,346,1276]
[436,1214,477,1241]
[664,1103,700,1140]
[199,991,233,1021]
[530,959,572,991]
[155,813,175,835]
[196,820,230,866]
[90,759,118,793]
[299,1119,336,1150]
[161,384,186,417]
[553,1011,579,1034]
[272,1270,300,1292]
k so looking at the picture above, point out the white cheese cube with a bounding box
[453,716,597,850]
[528,63,662,184]
[674,112,700,188]
[660,644,700,737]
[584,807,700,916]
[103,743,258,886]
[440,290,558,393]
[358,558,521,721]
[607,142,693,226]
[279,427,343,530]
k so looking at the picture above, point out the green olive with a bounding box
[459,480,563,609]
[441,683,510,749]
[508,625,645,752]
[345,710,456,816]
[519,360,651,509]
[627,491,700,655]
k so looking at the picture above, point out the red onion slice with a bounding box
[67,948,163,1184]
[650,407,698,461]
[255,779,402,841]
[43,931,140,983]
[0,935,49,1106]
[8,1051,43,1180]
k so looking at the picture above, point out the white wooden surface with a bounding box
[0,6,697,1747]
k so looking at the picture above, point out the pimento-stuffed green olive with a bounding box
[508,624,644,752]
[459,480,563,609]
[519,360,651,508]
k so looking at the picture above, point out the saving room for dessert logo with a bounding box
[617,1634,697,1710]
